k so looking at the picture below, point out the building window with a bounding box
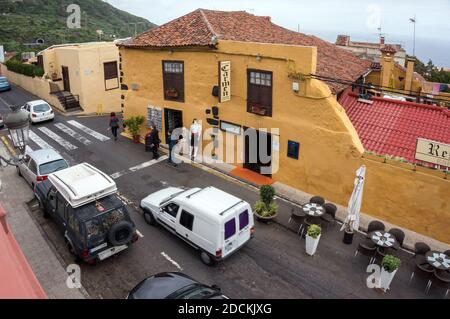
[247,69,273,116]
[103,61,119,90]
[163,61,184,102]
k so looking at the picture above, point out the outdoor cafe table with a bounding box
[368,231,398,249]
[425,251,450,271]
[302,203,325,217]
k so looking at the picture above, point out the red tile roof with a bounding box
[339,90,450,165]
[123,9,371,93]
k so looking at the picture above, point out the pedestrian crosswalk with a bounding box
[24,120,111,152]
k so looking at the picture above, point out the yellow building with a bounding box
[38,42,121,114]
[119,9,450,243]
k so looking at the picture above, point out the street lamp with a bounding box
[0,105,30,166]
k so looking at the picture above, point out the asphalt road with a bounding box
[0,84,431,299]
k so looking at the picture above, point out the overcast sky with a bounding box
[107,0,450,67]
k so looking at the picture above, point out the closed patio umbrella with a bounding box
[341,165,366,241]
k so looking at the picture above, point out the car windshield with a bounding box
[33,103,50,112]
[85,207,127,239]
[175,285,219,299]
[39,159,68,175]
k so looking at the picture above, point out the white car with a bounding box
[22,100,54,123]
[17,149,69,189]
[140,186,255,266]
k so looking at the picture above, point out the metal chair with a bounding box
[367,220,385,234]
[444,250,450,258]
[388,228,405,247]
[431,270,450,298]
[321,203,337,225]
[409,263,434,294]
[309,196,325,206]
[305,215,322,228]
[288,209,307,236]
[414,242,431,258]
[355,239,377,264]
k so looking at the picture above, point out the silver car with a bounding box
[17,149,69,189]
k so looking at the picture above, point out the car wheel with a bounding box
[17,167,22,177]
[200,251,216,267]
[143,210,157,226]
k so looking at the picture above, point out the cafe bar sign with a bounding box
[219,61,231,103]
[415,138,450,167]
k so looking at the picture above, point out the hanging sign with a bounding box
[219,61,231,103]
[415,138,450,167]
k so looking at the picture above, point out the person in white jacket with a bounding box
[189,119,202,161]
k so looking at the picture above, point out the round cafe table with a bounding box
[302,203,325,217]
[425,251,450,271]
[369,231,398,249]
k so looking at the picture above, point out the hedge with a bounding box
[4,59,44,78]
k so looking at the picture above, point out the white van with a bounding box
[140,186,255,266]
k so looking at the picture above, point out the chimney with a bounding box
[380,36,385,45]
[404,58,415,92]
[381,56,395,89]
[336,35,350,46]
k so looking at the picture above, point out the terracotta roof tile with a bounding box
[124,9,371,93]
[339,90,450,166]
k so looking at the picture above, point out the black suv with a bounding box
[35,180,138,264]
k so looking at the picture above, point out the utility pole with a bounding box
[409,15,416,57]
[128,22,146,37]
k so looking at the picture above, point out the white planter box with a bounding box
[305,234,321,256]
[380,268,398,291]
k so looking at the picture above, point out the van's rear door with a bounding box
[222,215,238,257]
[236,208,253,247]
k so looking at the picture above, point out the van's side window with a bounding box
[180,210,194,231]
[239,210,249,230]
[224,218,236,240]
[163,203,180,218]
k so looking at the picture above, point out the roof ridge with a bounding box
[199,9,218,38]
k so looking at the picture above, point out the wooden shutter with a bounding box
[247,69,273,116]
[162,61,184,102]
[104,61,118,80]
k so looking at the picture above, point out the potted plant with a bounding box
[305,224,321,256]
[380,255,401,292]
[123,116,145,143]
[253,185,278,222]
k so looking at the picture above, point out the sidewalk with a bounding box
[0,144,87,299]
[167,149,450,252]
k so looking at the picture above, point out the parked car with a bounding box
[127,272,228,299]
[140,186,255,266]
[22,100,54,123]
[0,76,11,92]
[35,163,139,264]
[0,113,4,128]
[17,149,69,189]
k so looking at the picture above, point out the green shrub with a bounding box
[382,255,401,273]
[123,116,145,137]
[307,224,321,239]
[260,185,275,206]
[253,200,278,218]
[4,59,44,78]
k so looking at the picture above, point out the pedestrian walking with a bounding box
[108,112,120,141]
[189,119,201,161]
[145,123,160,159]
[167,129,183,166]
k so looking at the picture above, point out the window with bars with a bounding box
[247,69,273,117]
[104,61,118,80]
[163,61,184,102]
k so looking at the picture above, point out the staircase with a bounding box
[53,91,82,112]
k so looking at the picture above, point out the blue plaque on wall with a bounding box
[287,140,300,159]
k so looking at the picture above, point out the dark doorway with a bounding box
[62,66,70,92]
[164,108,183,144]
[244,127,272,177]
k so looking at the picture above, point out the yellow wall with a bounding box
[41,43,121,114]
[120,40,450,244]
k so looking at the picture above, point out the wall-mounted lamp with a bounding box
[256,54,262,62]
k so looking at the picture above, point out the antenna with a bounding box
[409,15,417,57]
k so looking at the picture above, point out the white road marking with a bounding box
[38,127,77,151]
[136,230,144,238]
[161,252,183,271]
[129,155,168,172]
[28,130,55,150]
[110,155,169,179]
[54,123,92,146]
[67,120,110,141]
[25,145,33,154]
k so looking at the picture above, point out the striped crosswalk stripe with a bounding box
[38,127,77,151]
[67,120,110,142]
[28,130,55,150]
[54,123,92,146]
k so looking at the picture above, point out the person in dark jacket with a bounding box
[145,124,160,159]
[109,112,120,141]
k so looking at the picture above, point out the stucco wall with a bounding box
[120,40,450,244]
